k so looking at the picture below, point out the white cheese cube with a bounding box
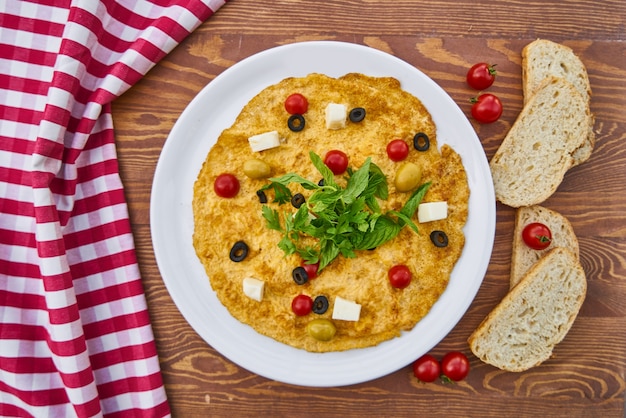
[325,103,347,130]
[418,201,448,223]
[242,277,265,302]
[248,131,281,152]
[332,296,361,321]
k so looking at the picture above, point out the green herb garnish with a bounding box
[259,151,431,271]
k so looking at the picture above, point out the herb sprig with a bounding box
[260,152,431,271]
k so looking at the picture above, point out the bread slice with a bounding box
[510,205,579,288]
[522,39,591,104]
[489,77,591,207]
[522,39,595,166]
[468,247,586,372]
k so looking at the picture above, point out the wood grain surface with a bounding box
[111,1,626,416]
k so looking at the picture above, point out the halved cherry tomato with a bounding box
[386,139,410,162]
[284,93,308,115]
[324,150,349,175]
[441,351,470,382]
[412,354,441,383]
[522,222,552,250]
[466,63,497,90]
[470,93,502,124]
[300,260,319,280]
[388,264,412,289]
[213,173,240,198]
[291,294,313,316]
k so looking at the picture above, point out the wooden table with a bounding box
[111,1,626,416]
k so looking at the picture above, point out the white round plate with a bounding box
[150,41,495,387]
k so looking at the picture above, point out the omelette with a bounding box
[192,73,469,352]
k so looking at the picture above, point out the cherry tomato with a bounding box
[470,93,502,124]
[441,351,470,382]
[301,260,319,280]
[466,62,497,90]
[324,150,349,175]
[522,222,552,250]
[213,173,240,198]
[284,93,308,115]
[291,294,313,316]
[386,139,410,162]
[388,264,412,289]
[412,354,441,383]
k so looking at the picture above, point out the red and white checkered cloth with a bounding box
[0,0,225,416]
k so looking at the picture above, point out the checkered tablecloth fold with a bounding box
[0,1,226,416]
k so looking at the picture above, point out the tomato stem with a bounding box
[440,374,455,384]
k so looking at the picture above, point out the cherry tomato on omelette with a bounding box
[470,93,503,124]
[213,173,240,198]
[300,260,319,280]
[324,150,349,175]
[522,222,553,250]
[386,139,410,162]
[291,294,313,316]
[412,354,441,383]
[466,62,497,90]
[388,264,412,289]
[284,93,308,115]
[441,351,470,381]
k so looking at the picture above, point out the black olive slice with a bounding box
[288,114,305,132]
[349,107,366,122]
[318,178,325,187]
[291,193,306,208]
[256,190,268,204]
[229,240,249,262]
[292,266,309,285]
[413,132,430,151]
[312,295,329,314]
[430,230,449,247]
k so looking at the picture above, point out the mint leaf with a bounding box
[400,182,431,220]
[362,163,387,211]
[308,188,342,214]
[367,162,388,200]
[309,151,338,189]
[388,210,419,233]
[355,216,401,250]
[269,173,318,190]
[342,158,371,205]
[319,239,341,270]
